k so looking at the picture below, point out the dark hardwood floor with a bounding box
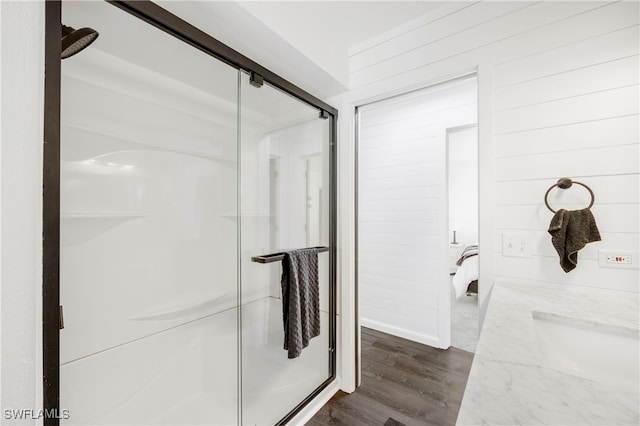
[307,327,474,426]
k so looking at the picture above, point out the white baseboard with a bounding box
[286,378,341,425]
[360,317,446,349]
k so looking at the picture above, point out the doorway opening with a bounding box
[355,73,479,373]
[447,124,479,353]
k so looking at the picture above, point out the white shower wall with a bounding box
[59,40,241,423]
[58,2,333,424]
[239,76,332,425]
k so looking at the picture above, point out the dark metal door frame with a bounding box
[42,1,337,424]
[43,1,62,419]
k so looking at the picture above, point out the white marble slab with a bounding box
[457,279,640,425]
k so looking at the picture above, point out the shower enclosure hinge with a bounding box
[319,110,329,120]
[249,71,263,88]
[59,306,64,330]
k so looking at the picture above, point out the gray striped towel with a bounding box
[281,247,321,359]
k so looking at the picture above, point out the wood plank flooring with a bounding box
[306,327,474,426]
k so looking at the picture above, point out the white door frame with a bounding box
[445,123,479,343]
[354,71,477,374]
[340,65,493,391]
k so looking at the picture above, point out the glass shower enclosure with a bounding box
[48,1,336,424]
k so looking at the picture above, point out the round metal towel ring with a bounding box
[544,178,595,213]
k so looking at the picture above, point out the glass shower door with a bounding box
[59,1,239,424]
[240,73,332,424]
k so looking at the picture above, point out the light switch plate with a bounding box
[502,232,533,258]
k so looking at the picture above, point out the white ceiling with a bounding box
[236,1,450,88]
[237,1,450,51]
[69,1,452,100]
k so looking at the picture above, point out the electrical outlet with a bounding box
[598,251,639,269]
[502,232,533,258]
[606,255,631,264]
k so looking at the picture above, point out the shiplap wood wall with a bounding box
[358,78,477,346]
[349,0,639,312]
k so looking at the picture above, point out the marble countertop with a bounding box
[457,279,639,425]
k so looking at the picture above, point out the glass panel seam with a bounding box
[237,69,243,426]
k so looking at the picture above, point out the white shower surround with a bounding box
[58,2,333,423]
[61,299,329,425]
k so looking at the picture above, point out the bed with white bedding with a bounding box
[452,244,478,298]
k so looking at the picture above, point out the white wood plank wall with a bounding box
[350,0,639,296]
[358,78,477,346]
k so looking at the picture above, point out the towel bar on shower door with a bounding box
[251,246,329,264]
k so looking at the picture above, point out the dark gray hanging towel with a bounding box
[548,208,601,273]
[280,247,321,359]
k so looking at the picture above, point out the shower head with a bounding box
[61,24,99,59]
